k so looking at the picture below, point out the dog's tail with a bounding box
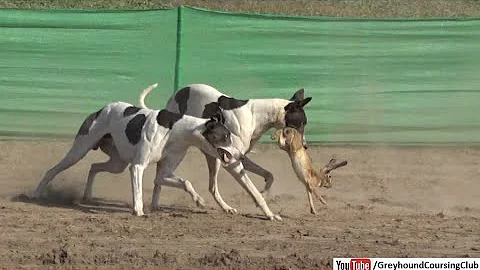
[138,83,158,110]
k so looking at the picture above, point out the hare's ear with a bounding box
[327,158,336,166]
[332,160,348,170]
[323,159,348,173]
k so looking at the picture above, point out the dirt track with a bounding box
[0,140,479,268]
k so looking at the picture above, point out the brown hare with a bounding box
[271,127,347,214]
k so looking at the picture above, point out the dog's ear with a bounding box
[205,117,218,131]
[284,102,295,111]
[297,97,312,108]
[290,88,305,101]
[284,97,312,112]
[211,110,225,125]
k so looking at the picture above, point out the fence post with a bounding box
[173,5,184,93]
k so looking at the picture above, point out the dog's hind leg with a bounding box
[32,107,110,199]
[203,153,238,214]
[31,136,99,199]
[83,156,128,202]
[241,156,274,194]
[82,137,128,202]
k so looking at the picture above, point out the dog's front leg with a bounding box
[129,164,145,216]
[225,161,282,221]
[84,158,128,202]
[203,153,238,214]
[241,156,274,194]
[152,152,206,210]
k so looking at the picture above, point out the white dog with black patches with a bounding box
[31,83,242,217]
[139,83,312,221]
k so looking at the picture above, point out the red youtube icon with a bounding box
[350,258,372,270]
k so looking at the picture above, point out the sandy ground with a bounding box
[0,140,479,268]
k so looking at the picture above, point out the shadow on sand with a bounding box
[11,192,131,214]
[10,185,213,217]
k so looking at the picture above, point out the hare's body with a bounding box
[272,128,347,214]
[288,147,315,188]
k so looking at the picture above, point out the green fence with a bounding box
[1,7,480,145]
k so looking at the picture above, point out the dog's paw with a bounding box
[195,196,206,208]
[81,196,92,204]
[261,183,273,195]
[133,209,145,216]
[269,214,283,221]
[30,191,41,199]
[261,174,274,194]
[224,207,238,214]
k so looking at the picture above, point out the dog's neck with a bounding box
[248,98,290,140]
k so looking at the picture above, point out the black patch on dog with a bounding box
[201,95,247,119]
[283,97,312,132]
[203,118,231,146]
[156,110,182,129]
[284,109,307,133]
[211,110,226,125]
[218,95,248,110]
[175,87,190,115]
[125,114,147,145]
[202,102,222,119]
[123,106,141,117]
[76,107,104,137]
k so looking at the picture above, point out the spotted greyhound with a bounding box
[31,84,242,217]
[139,83,312,221]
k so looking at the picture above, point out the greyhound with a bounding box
[31,84,243,217]
[138,83,311,220]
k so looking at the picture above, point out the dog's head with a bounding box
[318,158,348,188]
[201,112,240,166]
[283,89,312,149]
